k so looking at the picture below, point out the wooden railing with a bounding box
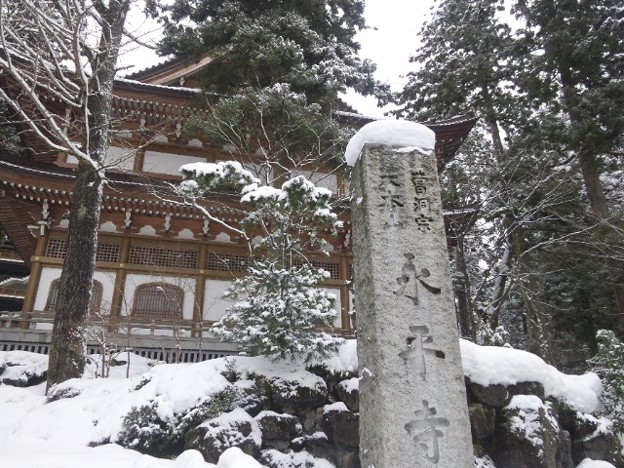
[0,311,238,363]
[0,287,25,297]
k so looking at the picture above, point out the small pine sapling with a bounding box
[211,175,344,361]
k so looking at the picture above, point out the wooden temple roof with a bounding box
[0,56,479,264]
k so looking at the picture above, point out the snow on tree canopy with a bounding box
[179,161,259,193]
[344,119,436,167]
[241,175,333,205]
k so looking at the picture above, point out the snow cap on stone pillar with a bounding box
[345,119,436,167]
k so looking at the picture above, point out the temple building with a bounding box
[0,57,477,359]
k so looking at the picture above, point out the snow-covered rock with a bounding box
[0,340,620,468]
[461,339,601,413]
[0,351,48,387]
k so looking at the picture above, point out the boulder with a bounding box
[321,403,359,448]
[186,408,261,464]
[261,448,334,468]
[492,395,574,468]
[469,403,496,441]
[468,381,510,408]
[507,381,546,400]
[256,375,327,415]
[336,377,359,412]
[232,380,264,417]
[569,414,622,467]
[255,410,302,450]
[0,351,48,387]
[290,432,335,463]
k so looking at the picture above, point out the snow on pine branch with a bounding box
[179,161,260,195]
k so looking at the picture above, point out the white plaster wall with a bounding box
[243,162,273,185]
[323,287,343,328]
[34,266,62,311]
[203,279,233,322]
[33,267,116,313]
[143,151,207,176]
[291,170,338,195]
[93,271,118,314]
[104,145,135,171]
[122,273,195,320]
[67,145,134,171]
[34,267,115,313]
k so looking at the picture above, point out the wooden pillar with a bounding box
[21,228,50,326]
[192,243,208,337]
[339,253,351,334]
[133,148,145,173]
[110,235,131,322]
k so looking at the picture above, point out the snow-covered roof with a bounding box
[115,77,202,94]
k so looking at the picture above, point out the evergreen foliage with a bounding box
[187,84,350,172]
[211,175,344,362]
[178,163,343,362]
[396,0,624,367]
[397,0,520,128]
[151,0,386,106]
[0,100,25,158]
[591,330,624,436]
[514,0,624,157]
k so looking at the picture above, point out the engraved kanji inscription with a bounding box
[398,325,446,380]
[394,253,442,305]
[415,198,430,213]
[378,162,406,227]
[410,169,434,231]
[410,169,429,196]
[415,213,434,232]
[405,400,450,464]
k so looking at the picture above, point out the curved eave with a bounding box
[0,158,258,263]
[0,158,244,214]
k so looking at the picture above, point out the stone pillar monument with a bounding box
[351,140,474,467]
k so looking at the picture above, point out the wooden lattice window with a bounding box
[311,260,340,280]
[44,279,103,314]
[131,283,184,319]
[129,246,198,269]
[293,259,340,280]
[46,239,119,263]
[95,243,120,263]
[206,252,249,273]
[45,239,66,258]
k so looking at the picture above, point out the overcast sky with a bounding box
[346,0,435,117]
[121,0,436,118]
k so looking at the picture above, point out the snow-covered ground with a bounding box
[0,341,615,468]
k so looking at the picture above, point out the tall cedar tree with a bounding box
[149,0,388,181]
[395,0,613,364]
[0,0,131,389]
[514,0,624,331]
[151,0,384,107]
[395,0,534,347]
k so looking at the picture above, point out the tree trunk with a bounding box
[515,239,554,364]
[558,68,624,333]
[487,238,513,329]
[452,236,476,340]
[46,0,130,390]
[480,89,518,333]
[47,162,102,388]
